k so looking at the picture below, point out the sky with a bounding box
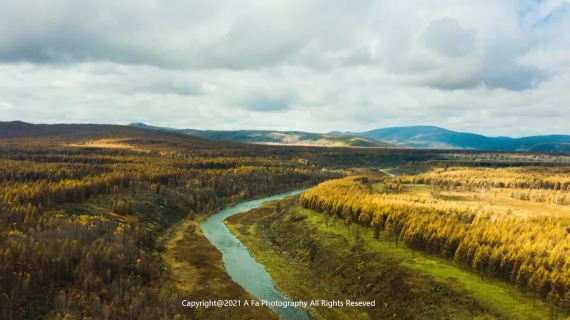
[0,0,569,137]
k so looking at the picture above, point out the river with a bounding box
[200,190,311,320]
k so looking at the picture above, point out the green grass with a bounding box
[300,206,557,320]
[403,257,550,320]
[372,183,385,192]
[226,201,380,320]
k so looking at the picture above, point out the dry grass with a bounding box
[439,188,570,217]
[377,183,570,218]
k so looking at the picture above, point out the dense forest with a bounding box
[0,123,344,319]
[300,174,570,312]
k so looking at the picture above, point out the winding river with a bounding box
[201,190,310,320]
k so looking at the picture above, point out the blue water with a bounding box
[201,190,310,320]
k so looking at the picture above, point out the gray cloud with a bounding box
[244,96,292,113]
[422,18,476,57]
[122,79,203,96]
[0,0,569,136]
[427,35,546,91]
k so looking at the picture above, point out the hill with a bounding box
[356,125,570,152]
[129,123,397,148]
[128,123,570,152]
[0,121,238,150]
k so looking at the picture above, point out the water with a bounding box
[201,190,311,320]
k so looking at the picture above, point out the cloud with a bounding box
[0,101,14,110]
[422,18,476,57]
[243,96,292,113]
[0,0,365,70]
[0,0,568,136]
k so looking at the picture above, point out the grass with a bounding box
[404,257,550,320]
[372,182,570,217]
[372,183,385,192]
[301,205,557,320]
[162,215,279,320]
[226,203,372,320]
[229,198,542,319]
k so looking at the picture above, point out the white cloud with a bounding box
[0,0,569,136]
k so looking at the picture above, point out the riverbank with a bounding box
[226,196,556,319]
[200,190,311,320]
[163,216,279,319]
[162,189,312,320]
[226,198,370,320]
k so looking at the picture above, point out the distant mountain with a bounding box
[129,123,397,148]
[355,126,570,152]
[4,121,570,152]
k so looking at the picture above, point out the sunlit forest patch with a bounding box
[66,138,141,150]
[300,174,570,315]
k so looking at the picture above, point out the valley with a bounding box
[228,166,570,319]
[1,121,570,319]
[2,1,568,319]
[228,195,557,319]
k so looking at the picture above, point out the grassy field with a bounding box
[373,182,570,218]
[226,197,557,319]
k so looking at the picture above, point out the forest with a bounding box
[0,123,344,319]
[2,122,570,319]
[300,169,570,314]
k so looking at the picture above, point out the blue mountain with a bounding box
[356,126,570,152]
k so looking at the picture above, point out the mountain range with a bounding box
[130,123,570,153]
[129,123,397,148]
[1,121,568,153]
[356,126,570,152]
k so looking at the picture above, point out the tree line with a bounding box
[393,167,570,191]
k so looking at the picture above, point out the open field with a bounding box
[372,183,570,218]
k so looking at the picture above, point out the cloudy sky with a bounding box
[0,0,569,136]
